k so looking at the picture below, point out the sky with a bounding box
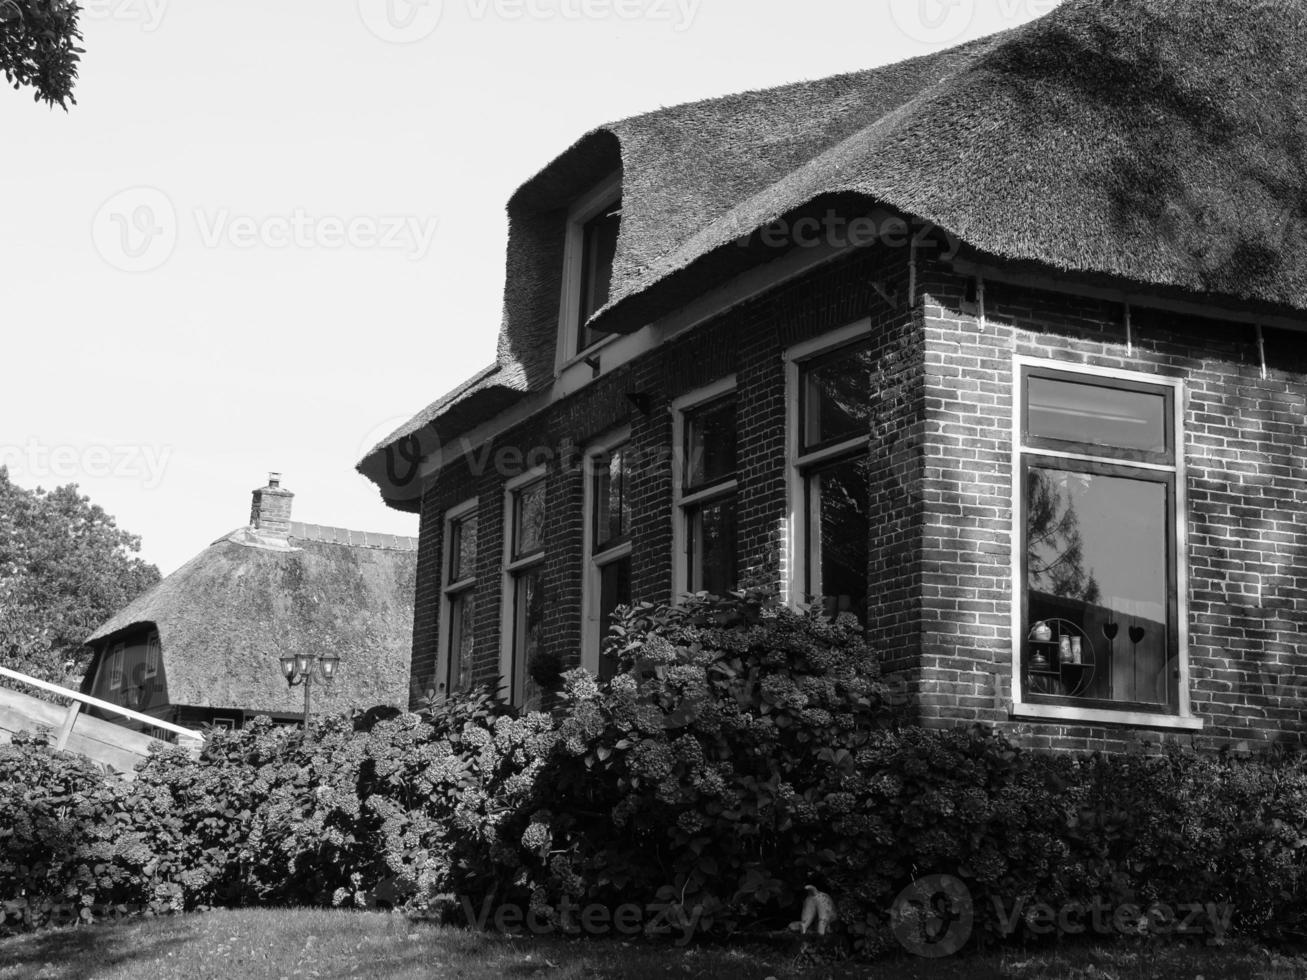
[0,0,1060,576]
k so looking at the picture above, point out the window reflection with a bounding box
[1026,466,1170,706]
[1027,376,1167,454]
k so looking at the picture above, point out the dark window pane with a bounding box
[688,496,737,595]
[808,456,870,624]
[1026,466,1170,705]
[515,568,546,707]
[578,199,621,353]
[594,446,630,552]
[1027,377,1167,454]
[801,343,873,451]
[446,592,475,694]
[597,556,631,682]
[449,514,477,582]
[514,481,546,557]
[685,398,737,490]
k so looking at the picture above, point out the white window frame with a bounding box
[556,173,623,375]
[436,497,478,700]
[671,375,738,601]
[783,318,873,611]
[499,465,549,705]
[1008,355,1201,730]
[581,426,633,674]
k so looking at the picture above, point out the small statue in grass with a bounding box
[789,884,838,936]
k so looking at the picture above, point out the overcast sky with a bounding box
[1,0,1058,575]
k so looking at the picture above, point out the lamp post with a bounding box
[278,651,341,730]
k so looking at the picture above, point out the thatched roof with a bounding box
[85,524,418,714]
[361,0,1307,505]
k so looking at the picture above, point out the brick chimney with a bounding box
[250,472,294,535]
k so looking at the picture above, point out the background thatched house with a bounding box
[82,476,417,731]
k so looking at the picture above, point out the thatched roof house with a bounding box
[355,0,1307,753]
[83,476,417,730]
[358,0,1307,503]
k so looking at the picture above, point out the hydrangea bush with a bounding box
[5,592,1307,953]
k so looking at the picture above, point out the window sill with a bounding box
[556,333,620,378]
[1009,701,1204,731]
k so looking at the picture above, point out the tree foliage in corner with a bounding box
[0,0,82,108]
[0,467,160,688]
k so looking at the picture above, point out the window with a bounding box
[577,201,621,352]
[788,326,874,623]
[436,499,478,701]
[582,431,633,680]
[144,633,160,680]
[501,472,547,708]
[557,175,622,369]
[673,380,738,598]
[1016,363,1188,719]
[108,642,125,692]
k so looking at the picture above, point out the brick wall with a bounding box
[408,243,914,708]
[916,257,1307,752]
[408,243,1307,754]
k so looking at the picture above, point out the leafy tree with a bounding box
[0,0,82,108]
[0,468,160,689]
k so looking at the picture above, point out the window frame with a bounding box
[581,427,634,675]
[784,319,873,613]
[144,632,160,680]
[1009,356,1200,730]
[556,173,622,374]
[436,497,478,701]
[671,376,738,600]
[499,466,549,706]
[108,642,125,692]
[1022,366,1175,465]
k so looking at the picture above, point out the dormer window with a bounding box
[578,200,621,351]
[558,174,622,368]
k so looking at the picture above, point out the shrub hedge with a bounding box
[3,592,1307,953]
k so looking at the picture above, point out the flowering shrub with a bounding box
[511,593,900,941]
[4,592,1307,954]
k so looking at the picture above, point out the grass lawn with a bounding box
[1,909,1306,980]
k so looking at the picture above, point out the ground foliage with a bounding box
[3,593,1307,957]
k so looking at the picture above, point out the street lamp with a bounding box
[279,650,341,730]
